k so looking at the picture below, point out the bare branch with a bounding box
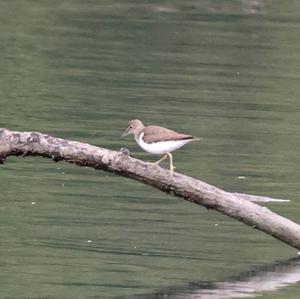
[0,128,299,249]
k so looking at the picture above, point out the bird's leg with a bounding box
[153,154,168,165]
[166,152,175,176]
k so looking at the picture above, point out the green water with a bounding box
[1,1,300,298]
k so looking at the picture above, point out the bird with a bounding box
[122,119,201,176]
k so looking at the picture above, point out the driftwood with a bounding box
[0,128,299,249]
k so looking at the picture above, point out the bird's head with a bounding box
[122,119,145,137]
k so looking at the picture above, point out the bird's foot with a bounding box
[170,166,176,177]
[149,161,161,168]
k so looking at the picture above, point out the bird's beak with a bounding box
[121,127,130,137]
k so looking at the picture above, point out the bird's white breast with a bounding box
[135,133,192,155]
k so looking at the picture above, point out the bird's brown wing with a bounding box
[142,125,193,143]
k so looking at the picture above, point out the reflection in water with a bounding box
[130,257,300,299]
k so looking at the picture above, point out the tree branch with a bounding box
[0,128,299,249]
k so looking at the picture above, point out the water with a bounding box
[0,1,300,298]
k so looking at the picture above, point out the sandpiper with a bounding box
[122,119,201,176]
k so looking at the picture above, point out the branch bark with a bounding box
[0,128,299,249]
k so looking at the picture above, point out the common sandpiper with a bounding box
[122,119,201,176]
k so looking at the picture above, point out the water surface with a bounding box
[0,1,300,298]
